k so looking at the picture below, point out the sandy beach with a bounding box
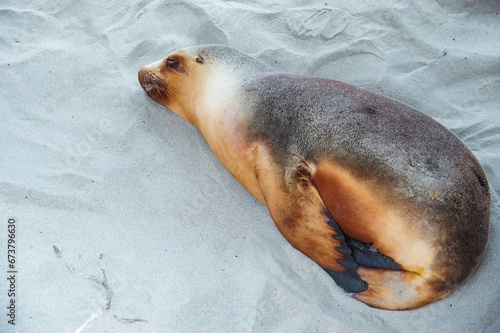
[1,0,499,332]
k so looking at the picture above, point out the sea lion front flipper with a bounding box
[255,150,367,293]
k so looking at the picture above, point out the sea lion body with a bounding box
[138,45,490,310]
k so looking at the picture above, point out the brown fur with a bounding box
[138,45,490,310]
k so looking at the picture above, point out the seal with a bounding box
[138,45,490,310]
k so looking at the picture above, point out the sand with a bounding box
[1,0,499,332]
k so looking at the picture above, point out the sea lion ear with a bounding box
[166,57,188,75]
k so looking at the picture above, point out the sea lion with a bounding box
[137,45,490,310]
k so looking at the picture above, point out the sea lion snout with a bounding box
[138,66,169,104]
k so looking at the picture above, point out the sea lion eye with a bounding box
[195,56,204,64]
[165,57,188,74]
[166,58,179,69]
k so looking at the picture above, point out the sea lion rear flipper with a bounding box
[345,238,400,270]
[256,151,367,293]
[321,209,368,293]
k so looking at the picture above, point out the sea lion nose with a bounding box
[138,67,149,89]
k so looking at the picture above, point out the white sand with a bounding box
[1,0,499,332]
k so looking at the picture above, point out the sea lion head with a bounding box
[138,47,214,124]
[138,45,274,125]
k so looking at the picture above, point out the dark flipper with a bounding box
[255,150,368,293]
[346,238,400,271]
[324,209,368,293]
